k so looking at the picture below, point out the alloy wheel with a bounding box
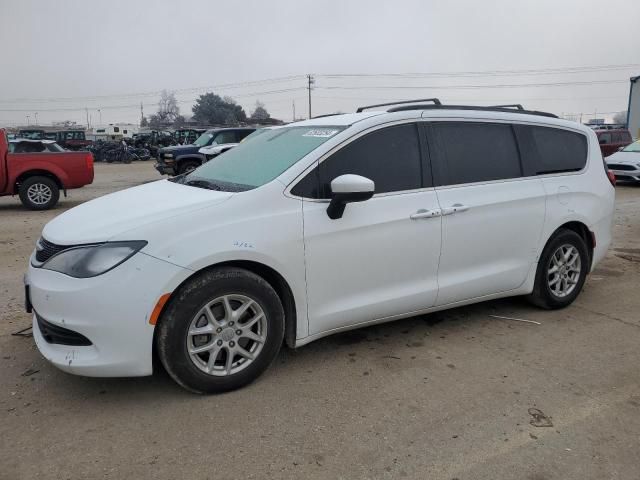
[186,294,267,376]
[547,244,582,298]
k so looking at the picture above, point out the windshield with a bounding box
[182,126,345,191]
[622,140,640,153]
[193,132,214,147]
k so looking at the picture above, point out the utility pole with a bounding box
[292,100,296,122]
[26,115,30,125]
[140,101,144,125]
[85,107,89,128]
[98,109,102,124]
[34,112,38,125]
[307,74,314,119]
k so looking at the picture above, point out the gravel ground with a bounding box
[1,162,639,480]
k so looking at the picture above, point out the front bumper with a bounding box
[608,166,640,182]
[27,251,191,377]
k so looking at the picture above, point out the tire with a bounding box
[527,229,589,309]
[178,160,200,175]
[156,267,285,393]
[18,176,60,210]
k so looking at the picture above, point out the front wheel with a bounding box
[156,267,285,393]
[18,176,60,210]
[527,229,589,309]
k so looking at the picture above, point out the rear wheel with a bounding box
[18,176,60,210]
[156,267,285,393]
[527,229,589,309]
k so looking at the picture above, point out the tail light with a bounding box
[606,169,616,187]
[85,153,94,170]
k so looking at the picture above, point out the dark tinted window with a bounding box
[519,126,587,175]
[306,123,422,198]
[430,122,521,185]
[599,132,611,144]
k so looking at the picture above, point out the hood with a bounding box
[160,144,200,154]
[606,151,640,164]
[199,143,238,155]
[42,180,233,245]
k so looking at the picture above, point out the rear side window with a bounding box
[517,126,587,175]
[430,122,521,186]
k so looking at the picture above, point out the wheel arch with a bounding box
[154,259,298,351]
[14,170,63,194]
[545,220,594,269]
[175,155,205,168]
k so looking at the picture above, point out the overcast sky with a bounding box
[1,0,639,127]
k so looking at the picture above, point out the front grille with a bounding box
[608,164,636,171]
[35,238,67,263]
[36,313,92,346]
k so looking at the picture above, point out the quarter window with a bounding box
[430,122,521,186]
[518,126,587,175]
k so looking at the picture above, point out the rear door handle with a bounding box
[441,203,470,216]
[410,209,442,220]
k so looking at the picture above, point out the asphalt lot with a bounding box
[1,162,639,480]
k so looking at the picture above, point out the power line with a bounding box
[317,79,628,91]
[0,87,307,112]
[0,75,307,104]
[319,63,640,79]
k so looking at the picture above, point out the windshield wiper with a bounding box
[183,178,221,191]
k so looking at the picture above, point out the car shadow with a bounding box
[27,296,537,402]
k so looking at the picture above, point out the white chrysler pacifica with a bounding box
[25,100,615,393]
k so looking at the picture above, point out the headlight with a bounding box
[164,153,174,158]
[42,241,147,278]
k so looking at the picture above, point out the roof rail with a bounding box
[311,113,343,119]
[490,104,524,110]
[386,104,558,118]
[356,98,441,113]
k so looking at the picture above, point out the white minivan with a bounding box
[25,100,615,393]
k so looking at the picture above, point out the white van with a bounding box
[25,100,615,393]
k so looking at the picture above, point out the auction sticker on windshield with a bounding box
[302,129,340,138]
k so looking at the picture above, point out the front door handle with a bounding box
[410,209,442,220]
[441,203,470,216]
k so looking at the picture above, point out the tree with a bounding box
[613,111,628,125]
[191,93,247,125]
[250,101,270,121]
[140,116,149,127]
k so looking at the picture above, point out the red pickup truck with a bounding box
[0,129,94,210]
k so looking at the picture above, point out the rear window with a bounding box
[430,122,521,186]
[517,126,587,175]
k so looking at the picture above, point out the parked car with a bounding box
[595,128,632,157]
[155,128,255,175]
[55,130,92,150]
[173,128,207,145]
[25,101,614,393]
[17,129,46,140]
[1,130,94,210]
[605,139,640,182]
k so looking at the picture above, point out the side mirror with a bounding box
[326,174,375,219]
